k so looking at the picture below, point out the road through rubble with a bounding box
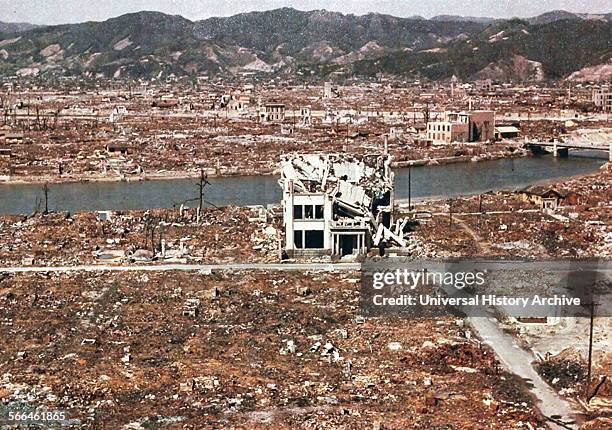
[469,314,580,430]
[0,262,361,273]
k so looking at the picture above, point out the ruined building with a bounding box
[324,82,340,99]
[474,79,493,93]
[592,86,612,112]
[259,102,286,122]
[427,110,495,143]
[279,154,399,259]
[227,95,253,113]
[299,106,312,126]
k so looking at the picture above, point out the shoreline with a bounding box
[395,161,610,205]
[0,149,529,186]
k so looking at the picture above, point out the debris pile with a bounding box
[536,359,586,391]
[0,206,281,266]
[408,166,611,258]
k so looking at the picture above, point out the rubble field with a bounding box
[406,165,611,258]
[0,270,546,429]
[3,113,527,183]
[4,80,606,184]
[0,206,281,266]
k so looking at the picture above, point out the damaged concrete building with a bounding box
[592,86,612,111]
[324,82,340,99]
[427,110,495,143]
[259,102,286,122]
[279,153,401,259]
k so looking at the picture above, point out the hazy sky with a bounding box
[1,0,609,25]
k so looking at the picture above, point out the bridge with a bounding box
[525,139,612,161]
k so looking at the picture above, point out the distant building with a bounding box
[259,103,285,122]
[281,124,294,135]
[227,95,252,113]
[474,79,493,93]
[466,110,495,141]
[299,106,312,126]
[427,113,469,143]
[219,94,232,107]
[495,125,520,140]
[109,105,127,123]
[518,186,580,211]
[592,87,612,111]
[388,127,402,140]
[324,82,340,99]
[427,110,495,143]
[0,130,25,144]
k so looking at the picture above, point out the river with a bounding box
[0,152,606,216]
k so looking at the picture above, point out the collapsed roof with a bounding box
[278,153,393,213]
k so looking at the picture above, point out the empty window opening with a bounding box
[305,230,324,248]
[315,205,324,219]
[294,230,304,248]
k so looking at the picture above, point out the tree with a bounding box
[173,170,218,223]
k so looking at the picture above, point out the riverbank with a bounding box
[396,160,611,205]
[0,153,606,216]
[404,162,611,259]
[0,146,528,185]
[393,147,528,168]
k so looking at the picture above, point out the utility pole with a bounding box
[150,224,156,253]
[42,183,49,215]
[197,169,211,213]
[408,165,412,211]
[587,301,596,391]
[158,225,164,256]
[584,297,604,404]
[449,199,453,228]
[143,218,150,250]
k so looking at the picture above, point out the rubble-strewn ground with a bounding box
[3,114,526,182]
[1,81,608,184]
[400,165,612,426]
[406,164,612,258]
[512,314,612,422]
[0,270,545,429]
[0,206,281,266]
[0,77,610,428]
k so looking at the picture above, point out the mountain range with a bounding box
[0,21,40,33]
[0,8,610,82]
